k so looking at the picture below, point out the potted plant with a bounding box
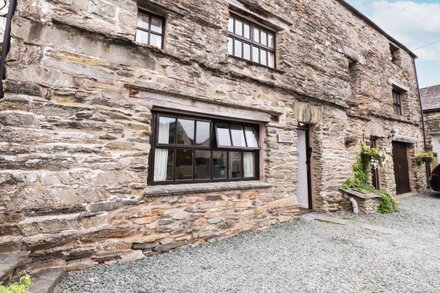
[415,152,434,165]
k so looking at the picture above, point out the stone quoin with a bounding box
[0,0,427,273]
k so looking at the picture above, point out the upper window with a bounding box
[136,10,164,49]
[390,43,401,65]
[149,112,260,184]
[392,90,402,115]
[228,14,275,68]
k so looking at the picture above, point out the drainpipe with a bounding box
[0,0,18,98]
[413,58,430,188]
[349,197,359,214]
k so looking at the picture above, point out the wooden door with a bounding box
[392,142,411,195]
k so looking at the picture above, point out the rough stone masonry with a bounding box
[0,0,427,272]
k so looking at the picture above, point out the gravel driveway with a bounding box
[56,192,440,293]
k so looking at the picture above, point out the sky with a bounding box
[345,0,440,88]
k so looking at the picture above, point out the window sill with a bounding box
[144,181,272,197]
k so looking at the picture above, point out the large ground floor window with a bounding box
[148,112,261,184]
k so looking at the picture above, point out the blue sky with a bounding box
[346,0,440,88]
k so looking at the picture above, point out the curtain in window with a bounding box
[243,152,255,178]
[154,120,170,181]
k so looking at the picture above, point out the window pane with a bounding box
[195,150,211,180]
[228,37,233,55]
[154,149,173,181]
[176,119,195,145]
[231,125,246,147]
[234,39,242,58]
[244,23,250,39]
[243,152,256,178]
[252,46,259,63]
[137,14,150,30]
[268,52,275,68]
[157,116,176,144]
[175,149,193,180]
[135,29,149,45]
[228,17,234,33]
[213,151,227,179]
[260,31,267,46]
[216,124,232,147]
[235,19,243,36]
[260,49,267,65]
[229,151,243,178]
[150,34,162,48]
[244,127,259,148]
[196,121,210,147]
[253,27,260,43]
[268,33,274,48]
[151,17,163,34]
[243,43,251,60]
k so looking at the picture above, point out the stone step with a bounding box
[0,252,29,284]
[29,269,66,293]
[18,212,108,236]
[0,236,24,253]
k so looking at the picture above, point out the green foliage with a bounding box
[378,191,398,214]
[415,152,434,165]
[343,145,398,214]
[0,275,32,293]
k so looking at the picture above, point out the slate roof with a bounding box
[420,84,440,111]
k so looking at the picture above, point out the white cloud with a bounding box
[369,1,440,61]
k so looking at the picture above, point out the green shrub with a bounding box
[378,191,398,214]
[0,275,32,293]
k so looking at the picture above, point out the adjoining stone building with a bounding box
[0,0,426,272]
[421,84,440,165]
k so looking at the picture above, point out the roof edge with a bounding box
[336,0,417,59]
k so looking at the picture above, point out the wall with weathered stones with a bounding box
[0,0,426,271]
[424,111,440,164]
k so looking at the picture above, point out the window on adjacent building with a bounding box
[136,10,164,48]
[149,112,260,184]
[392,90,403,115]
[227,14,276,68]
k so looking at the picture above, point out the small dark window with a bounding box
[228,14,276,68]
[393,90,403,115]
[149,112,260,184]
[136,10,165,48]
[390,43,401,65]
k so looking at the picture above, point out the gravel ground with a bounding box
[56,192,440,293]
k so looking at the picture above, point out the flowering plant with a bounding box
[361,144,386,169]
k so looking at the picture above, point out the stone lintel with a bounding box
[392,136,418,144]
[390,79,409,92]
[144,181,272,198]
[127,84,278,122]
[228,0,293,30]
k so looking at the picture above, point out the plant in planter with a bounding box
[415,152,434,166]
[360,144,386,168]
[342,144,397,214]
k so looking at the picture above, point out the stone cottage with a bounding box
[0,0,426,273]
[421,84,440,165]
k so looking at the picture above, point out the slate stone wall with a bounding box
[0,0,426,271]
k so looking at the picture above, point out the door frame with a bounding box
[298,123,313,210]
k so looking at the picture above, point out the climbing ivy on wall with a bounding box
[342,145,397,214]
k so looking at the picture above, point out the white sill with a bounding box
[144,181,272,197]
